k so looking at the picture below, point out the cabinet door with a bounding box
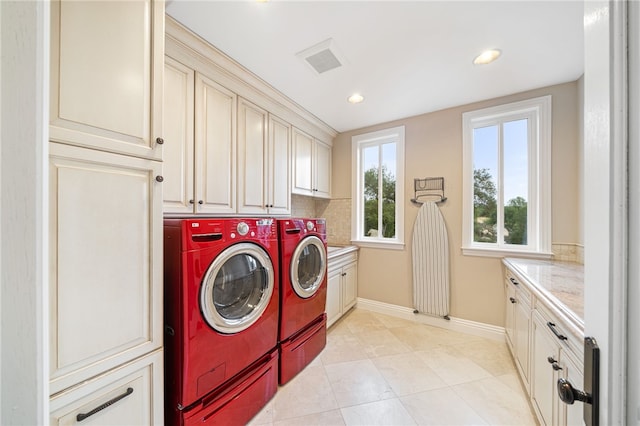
[237,98,268,215]
[163,56,195,214]
[292,128,314,196]
[326,268,342,328]
[342,262,358,312]
[514,294,531,383]
[50,0,164,160]
[532,312,561,426]
[49,143,163,394]
[505,281,516,349]
[195,73,236,214]
[559,352,585,426]
[314,140,332,198]
[268,115,292,215]
[50,350,163,425]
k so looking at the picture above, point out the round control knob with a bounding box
[306,221,315,231]
[237,222,249,236]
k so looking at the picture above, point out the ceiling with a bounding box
[166,1,584,133]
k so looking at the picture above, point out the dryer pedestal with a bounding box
[279,313,327,385]
[176,349,278,426]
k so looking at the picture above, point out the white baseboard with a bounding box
[356,297,506,342]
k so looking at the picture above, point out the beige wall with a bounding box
[330,81,582,327]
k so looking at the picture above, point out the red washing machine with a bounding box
[164,218,279,426]
[277,218,328,385]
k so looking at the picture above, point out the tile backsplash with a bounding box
[552,243,584,264]
[291,195,351,246]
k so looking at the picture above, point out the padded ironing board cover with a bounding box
[412,201,450,317]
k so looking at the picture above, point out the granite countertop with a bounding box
[327,245,359,260]
[503,257,584,332]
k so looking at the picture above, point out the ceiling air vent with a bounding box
[296,38,347,75]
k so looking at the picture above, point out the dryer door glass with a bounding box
[200,243,274,334]
[291,236,327,298]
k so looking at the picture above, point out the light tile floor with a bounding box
[249,308,538,426]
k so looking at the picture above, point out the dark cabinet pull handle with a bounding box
[76,387,133,422]
[509,297,516,304]
[557,378,592,405]
[547,322,568,341]
[509,277,518,285]
[547,356,557,364]
[552,363,563,371]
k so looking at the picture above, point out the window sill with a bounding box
[352,239,405,251]
[462,246,554,259]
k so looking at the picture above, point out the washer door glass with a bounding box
[200,243,274,334]
[291,236,326,298]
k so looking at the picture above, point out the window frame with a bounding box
[351,125,405,250]
[462,96,552,258]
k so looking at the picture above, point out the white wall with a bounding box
[627,1,640,423]
[0,2,49,424]
[583,1,627,424]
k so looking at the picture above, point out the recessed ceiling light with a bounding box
[348,93,364,104]
[473,49,502,65]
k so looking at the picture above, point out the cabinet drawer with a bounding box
[328,251,358,271]
[534,303,583,362]
[50,350,163,425]
[505,268,531,304]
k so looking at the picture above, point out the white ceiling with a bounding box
[166,1,584,133]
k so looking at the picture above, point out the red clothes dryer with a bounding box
[164,218,279,425]
[277,218,328,385]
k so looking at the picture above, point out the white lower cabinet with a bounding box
[504,261,585,426]
[531,308,585,426]
[326,249,358,327]
[50,350,163,425]
[532,311,561,425]
[504,270,531,387]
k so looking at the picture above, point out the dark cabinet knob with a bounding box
[552,363,563,371]
[198,200,203,205]
[547,356,557,364]
[189,199,194,204]
[155,175,164,182]
[509,297,516,304]
[156,137,164,145]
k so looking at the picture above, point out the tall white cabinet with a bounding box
[48,1,164,423]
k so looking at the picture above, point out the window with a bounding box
[352,126,405,249]
[462,96,552,258]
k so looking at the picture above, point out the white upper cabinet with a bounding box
[237,98,269,215]
[292,128,331,198]
[163,56,195,214]
[194,72,237,214]
[50,0,164,160]
[237,98,292,215]
[162,60,237,215]
[267,115,292,215]
[314,139,332,198]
